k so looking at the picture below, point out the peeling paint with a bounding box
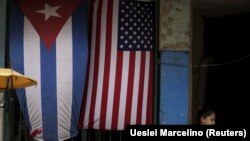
[160,0,192,51]
[175,8,181,12]
[163,42,189,51]
[167,17,174,23]
[167,28,173,35]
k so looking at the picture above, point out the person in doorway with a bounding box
[197,107,216,125]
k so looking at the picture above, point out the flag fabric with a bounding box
[78,0,154,130]
[9,0,88,140]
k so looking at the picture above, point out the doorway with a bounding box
[203,13,250,124]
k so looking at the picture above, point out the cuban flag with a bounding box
[9,0,88,140]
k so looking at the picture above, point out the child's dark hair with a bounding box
[197,107,215,124]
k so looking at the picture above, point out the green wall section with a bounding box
[0,1,8,141]
[0,0,7,66]
[159,0,191,51]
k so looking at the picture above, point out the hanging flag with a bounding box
[9,0,88,140]
[78,0,154,130]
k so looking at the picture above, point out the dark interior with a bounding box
[204,12,250,124]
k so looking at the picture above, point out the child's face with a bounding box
[200,113,216,125]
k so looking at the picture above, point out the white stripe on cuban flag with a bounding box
[23,17,43,139]
[56,17,73,140]
[10,1,88,140]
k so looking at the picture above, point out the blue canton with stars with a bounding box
[118,0,155,51]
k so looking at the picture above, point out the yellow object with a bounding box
[0,68,37,92]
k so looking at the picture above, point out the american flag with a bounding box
[78,0,154,130]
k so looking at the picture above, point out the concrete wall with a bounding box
[159,0,192,124]
[160,51,189,124]
[159,0,191,51]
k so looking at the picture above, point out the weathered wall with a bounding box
[159,0,191,51]
[160,51,189,124]
[159,0,192,124]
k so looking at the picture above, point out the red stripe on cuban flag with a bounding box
[10,0,88,140]
[78,0,154,130]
